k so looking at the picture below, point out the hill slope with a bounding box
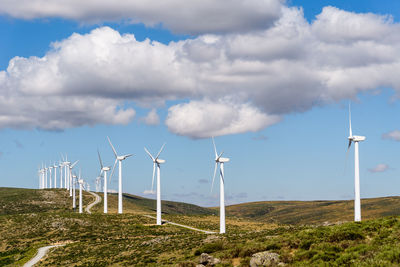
[226,196,400,225]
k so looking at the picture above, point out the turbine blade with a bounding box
[60,153,65,161]
[212,137,218,158]
[155,143,166,159]
[71,160,79,168]
[144,147,155,161]
[107,136,118,158]
[211,162,218,193]
[348,139,352,150]
[349,102,352,137]
[217,151,224,160]
[123,154,133,158]
[109,159,118,183]
[151,163,156,193]
[97,149,103,168]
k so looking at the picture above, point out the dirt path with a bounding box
[143,214,216,234]
[23,244,65,267]
[86,192,101,214]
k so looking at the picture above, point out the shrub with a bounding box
[194,241,224,256]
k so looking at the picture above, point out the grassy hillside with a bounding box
[226,196,400,225]
[2,188,400,266]
[89,192,217,216]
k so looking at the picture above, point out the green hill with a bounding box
[225,196,400,225]
[2,187,400,266]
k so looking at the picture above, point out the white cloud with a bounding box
[0,0,283,34]
[141,109,160,126]
[368,164,390,173]
[165,99,282,139]
[382,130,400,141]
[2,6,400,137]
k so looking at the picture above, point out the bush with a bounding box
[194,241,224,256]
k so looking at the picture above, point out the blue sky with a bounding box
[1,0,400,207]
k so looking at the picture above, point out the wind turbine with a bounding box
[107,136,133,214]
[59,161,64,188]
[144,144,166,226]
[347,104,366,222]
[44,165,48,189]
[72,173,77,210]
[211,137,230,234]
[78,171,85,214]
[49,165,53,188]
[98,150,111,214]
[53,163,58,188]
[69,160,79,197]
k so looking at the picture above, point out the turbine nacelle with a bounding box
[102,166,111,171]
[348,135,366,142]
[156,159,166,164]
[217,157,230,163]
[117,154,133,161]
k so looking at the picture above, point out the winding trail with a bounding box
[86,192,101,214]
[23,244,65,267]
[143,215,216,234]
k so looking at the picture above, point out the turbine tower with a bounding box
[59,161,64,188]
[49,165,53,188]
[53,163,58,188]
[347,104,366,222]
[144,144,166,226]
[78,174,84,214]
[98,150,111,214]
[72,173,77,210]
[211,137,230,234]
[108,136,133,214]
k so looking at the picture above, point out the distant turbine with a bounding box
[347,104,366,222]
[48,165,53,188]
[144,144,166,226]
[72,173,77,210]
[108,136,133,214]
[78,173,84,214]
[59,161,64,188]
[95,176,101,193]
[69,160,79,197]
[211,137,230,234]
[53,163,58,188]
[98,150,111,214]
[44,165,48,189]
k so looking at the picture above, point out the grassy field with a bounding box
[2,187,400,266]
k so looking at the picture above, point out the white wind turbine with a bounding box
[72,173,77,210]
[49,165,53,188]
[211,137,230,234]
[78,172,85,214]
[59,161,64,188]
[98,150,111,214]
[108,136,133,214]
[347,104,366,222]
[61,154,70,190]
[53,162,58,188]
[144,144,166,226]
[44,165,48,189]
[69,160,79,197]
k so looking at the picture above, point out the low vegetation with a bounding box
[1,187,400,266]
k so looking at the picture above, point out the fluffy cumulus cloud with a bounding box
[2,5,400,136]
[0,0,283,34]
[368,164,390,173]
[382,130,400,141]
[141,109,160,126]
[165,99,281,138]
